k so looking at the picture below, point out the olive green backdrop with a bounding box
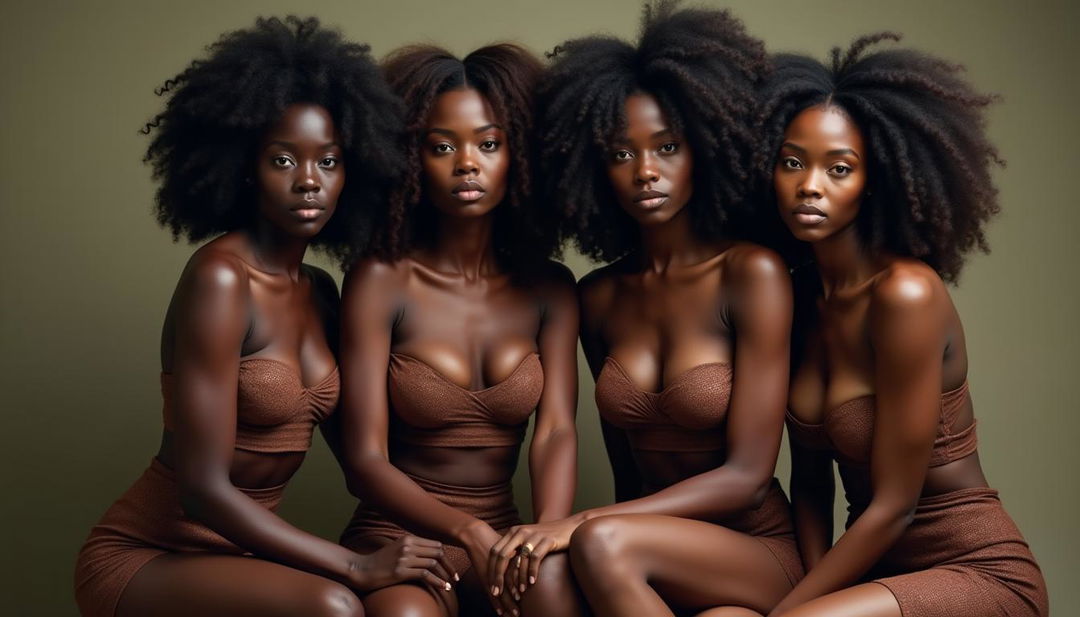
[2,0,1076,613]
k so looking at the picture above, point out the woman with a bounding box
[336,44,583,617]
[759,33,1048,617]
[74,17,453,617]
[485,4,803,616]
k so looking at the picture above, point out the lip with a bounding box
[451,180,486,202]
[291,202,325,221]
[632,189,669,209]
[792,203,826,225]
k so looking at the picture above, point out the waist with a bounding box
[157,431,306,488]
[623,425,727,452]
[391,443,521,488]
[390,417,527,448]
[839,451,989,510]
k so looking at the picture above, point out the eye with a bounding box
[433,143,454,154]
[611,149,633,162]
[319,156,339,169]
[779,156,803,170]
[829,163,852,177]
[272,155,295,168]
[658,142,679,154]
[479,140,500,152]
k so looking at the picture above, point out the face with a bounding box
[773,105,867,243]
[606,93,694,226]
[421,88,509,218]
[254,103,344,238]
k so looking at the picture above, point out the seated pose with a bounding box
[73,18,454,617]
[336,44,583,617]
[485,4,803,616]
[759,33,1048,617]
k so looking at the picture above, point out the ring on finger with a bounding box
[520,542,535,556]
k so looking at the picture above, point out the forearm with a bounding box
[773,501,913,612]
[583,463,771,522]
[528,426,577,522]
[347,454,488,544]
[182,483,360,585]
[790,479,834,570]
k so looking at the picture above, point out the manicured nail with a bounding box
[492,586,500,596]
[444,582,452,591]
[520,583,526,593]
[529,576,536,585]
[496,610,502,616]
[513,610,519,616]
[454,572,460,581]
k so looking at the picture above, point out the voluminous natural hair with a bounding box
[143,16,405,268]
[372,43,554,274]
[538,0,769,263]
[756,33,1002,283]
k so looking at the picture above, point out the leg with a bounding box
[569,515,793,617]
[116,553,364,617]
[694,609,762,617]
[520,553,588,617]
[362,584,453,617]
[772,583,900,617]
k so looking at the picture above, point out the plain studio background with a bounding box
[1,1,1076,613]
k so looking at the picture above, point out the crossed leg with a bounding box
[768,583,900,617]
[117,553,365,617]
[569,514,794,617]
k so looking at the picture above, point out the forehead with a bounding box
[426,88,497,129]
[621,93,670,136]
[784,105,864,152]
[264,103,336,141]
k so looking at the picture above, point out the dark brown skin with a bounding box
[117,104,454,617]
[769,105,988,617]
[487,93,795,617]
[339,88,582,617]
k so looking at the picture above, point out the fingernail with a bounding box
[513,610,519,616]
[496,610,502,616]
[492,586,500,596]
[520,584,526,593]
[529,576,536,585]
[444,582,452,591]
[454,572,460,581]
[513,592,520,601]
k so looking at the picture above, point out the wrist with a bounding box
[343,551,373,590]
[454,518,495,548]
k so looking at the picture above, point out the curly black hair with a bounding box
[143,16,405,268]
[755,33,1002,283]
[537,0,769,263]
[370,43,554,275]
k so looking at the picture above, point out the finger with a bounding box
[413,545,458,583]
[414,568,452,593]
[527,537,557,586]
[494,578,521,617]
[488,530,524,596]
[405,535,443,549]
[406,555,452,589]
[504,553,522,602]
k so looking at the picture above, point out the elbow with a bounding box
[746,476,776,510]
[177,479,230,522]
[865,499,918,538]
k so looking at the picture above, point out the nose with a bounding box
[634,153,659,185]
[797,167,824,199]
[454,146,479,176]
[294,162,320,193]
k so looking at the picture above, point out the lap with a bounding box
[117,552,363,617]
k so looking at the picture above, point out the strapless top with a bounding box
[595,357,733,452]
[162,358,339,454]
[785,381,977,467]
[387,352,543,448]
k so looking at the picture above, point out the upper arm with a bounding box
[867,268,948,513]
[533,262,580,437]
[169,251,251,493]
[338,259,402,463]
[723,246,793,486]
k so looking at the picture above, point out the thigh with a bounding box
[363,583,455,617]
[520,553,586,617]
[777,583,901,617]
[576,514,794,614]
[116,553,363,617]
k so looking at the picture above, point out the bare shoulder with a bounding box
[870,259,948,315]
[577,260,625,317]
[179,240,251,300]
[531,259,578,303]
[721,242,790,287]
[342,256,409,296]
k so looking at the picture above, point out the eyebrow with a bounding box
[611,128,677,144]
[426,124,503,137]
[266,140,340,149]
[781,142,860,159]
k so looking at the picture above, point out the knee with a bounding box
[569,516,630,574]
[308,581,365,617]
[362,584,447,617]
[521,554,582,617]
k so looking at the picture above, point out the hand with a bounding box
[460,521,519,616]
[487,517,581,601]
[351,534,457,593]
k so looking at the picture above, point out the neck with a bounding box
[429,212,498,281]
[811,223,878,297]
[638,207,720,273]
[245,220,308,280]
